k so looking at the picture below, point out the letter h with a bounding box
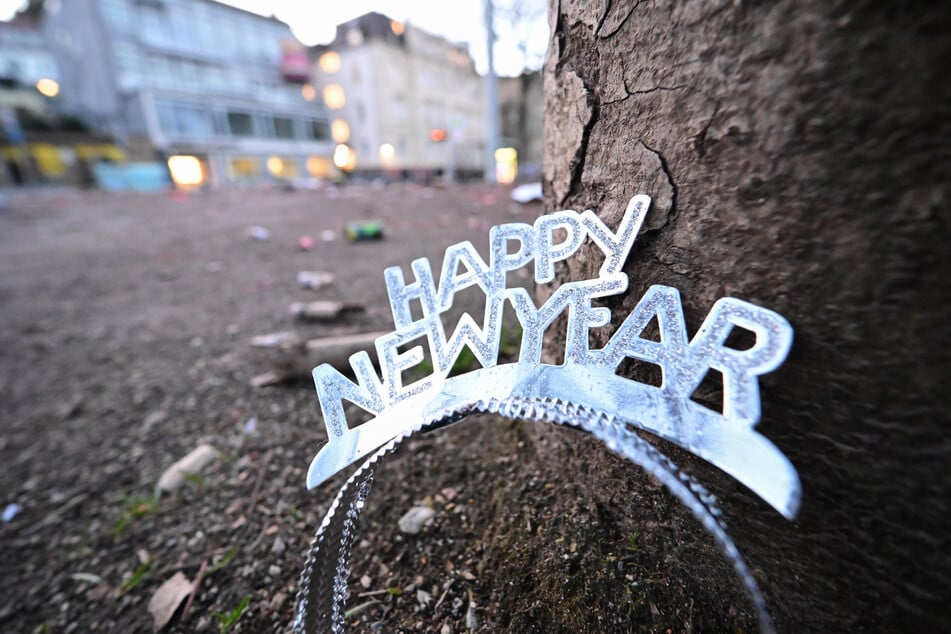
[384,258,439,329]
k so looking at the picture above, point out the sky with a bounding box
[218,0,549,76]
[0,0,549,77]
[0,0,24,21]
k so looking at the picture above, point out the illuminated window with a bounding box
[167,155,205,187]
[494,147,518,185]
[35,78,60,98]
[228,156,260,179]
[390,20,404,36]
[307,156,332,178]
[301,84,316,101]
[331,119,350,143]
[322,84,345,110]
[318,51,341,74]
[379,143,395,166]
[333,144,356,171]
[267,156,299,179]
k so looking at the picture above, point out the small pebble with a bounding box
[398,506,435,535]
[416,589,432,606]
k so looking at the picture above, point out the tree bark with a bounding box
[541,1,950,631]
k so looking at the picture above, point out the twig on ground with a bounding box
[181,559,208,620]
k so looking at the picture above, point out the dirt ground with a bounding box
[0,183,755,633]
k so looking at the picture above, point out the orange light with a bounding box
[429,128,448,143]
[378,143,395,166]
[318,51,341,74]
[323,84,346,110]
[266,156,284,176]
[36,78,60,98]
[494,147,518,185]
[331,119,350,143]
[390,20,405,36]
[301,84,316,101]
[307,156,332,178]
[333,144,357,171]
[167,155,204,186]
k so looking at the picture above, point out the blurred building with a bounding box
[312,12,486,180]
[0,15,60,104]
[499,70,543,180]
[40,0,334,187]
[0,12,78,185]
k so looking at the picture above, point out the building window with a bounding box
[228,156,261,180]
[274,116,295,139]
[267,156,299,180]
[154,101,214,139]
[307,156,332,178]
[175,104,213,138]
[213,111,230,136]
[227,111,254,137]
[393,94,407,120]
[318,51,341,74]
[309,119,330,141]
[322,84,346,110]
[155,101,177,135]
[100,0,133,31]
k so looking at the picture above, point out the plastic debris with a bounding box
[510,182,543,203]
[251,331,388,387]
[320,229,336,242]
[296,271,335,290]
[242,417,257,435]
[246,225,270,241]
[298,235,314,250]
[397,505,435,535]
[249,331,300,348]
[157,444,219,493]
[70,572,104,585]
[2,503,20,523]
[344,220,384,241]
[303,332,387,372]
[250,370,288,388]
[289,300,363,321]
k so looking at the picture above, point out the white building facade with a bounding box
[42,0,334,186]
[314,13,486,179]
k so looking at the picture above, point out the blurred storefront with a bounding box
[39,0,334,188]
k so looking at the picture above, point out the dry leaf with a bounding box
[148,571,193,631]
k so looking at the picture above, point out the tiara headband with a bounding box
[294,195,798,633]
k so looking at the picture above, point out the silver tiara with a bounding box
[294,194,798,634]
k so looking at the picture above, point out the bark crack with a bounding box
[562,75,600,208]
[552,0,566,70]
[597,0,641,38]
[595,0,614,37]
[639,140,678,231]
[693,100,721,158]
[603,84,689,106]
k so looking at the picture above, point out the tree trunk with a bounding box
[540,1,950,631]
